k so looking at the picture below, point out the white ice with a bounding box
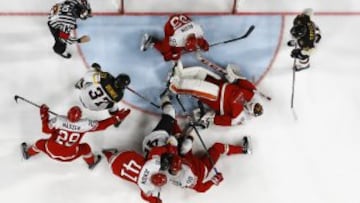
[0,1,360,203]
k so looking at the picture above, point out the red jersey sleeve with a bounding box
[237,79,256,92]
[213,115,232,126]
[90,117,117,131]
[193,180,215,193]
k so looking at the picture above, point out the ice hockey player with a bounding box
[140,14,209,61]
[75,63,131,127]
[168,61,263,127]
[142,93,184,156]
[102,141,179,203]
[287,8,321,71]
[21,104,130,169]
[167,135,250,192]
[48,0,91,58]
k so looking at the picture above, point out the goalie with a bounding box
[167,61,264,127]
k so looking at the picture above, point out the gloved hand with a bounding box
[115,109,131,121]
[199,111,215,128]
[164,51,180,61]
[291,48,309,60]
[198,37,209,51]
[211,173,224,186]
[40,104,49,121]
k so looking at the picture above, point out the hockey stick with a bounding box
[189,122,219,174]
[290,58,298,120]
[176,96,219,174]
[14,95,58,115]
[196,52,272,101]
[125,86,160,109]
[209,25,255,48]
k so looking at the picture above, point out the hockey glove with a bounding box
[291,48,309,60]
[287,40,296,47]
[114,109,131,122]
[40,104,49,121]
[198,37,209,51]
[164,51,180,61]
[211,173,224,186]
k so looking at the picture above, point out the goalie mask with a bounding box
[245,102,263,117]
[67,106,82,122]
[115,74,131,89]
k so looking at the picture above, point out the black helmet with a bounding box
[160,153,173,171]
[71,3,87,19]
[115,74,131,88]
[290,24,307,38]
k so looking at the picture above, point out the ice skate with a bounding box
[241,136,251,154]
[88,154,102,170]
[57,52,71,59]
[74,78,84,89]
[21,142,30,160]
[102,148,119,155]
[140,33,154,51]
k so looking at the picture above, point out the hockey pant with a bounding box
[200,143,243,172]
[48,23,67,55]
[170,66,221,101]
[27,139,96,165]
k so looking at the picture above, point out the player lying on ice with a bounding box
[103,94,186,203]
[168,135,250,193]
[21,104,130,169]
[167,60,264,127]
[75,62,131,127]
[140,14,209,61]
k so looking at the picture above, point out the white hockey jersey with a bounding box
[137,157,163,196]
[78,70,114,111]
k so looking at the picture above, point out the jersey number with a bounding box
[170,15,191,30]
[88,87,111,106]
[55,130,81,147]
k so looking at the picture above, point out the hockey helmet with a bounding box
[67,106,82,122]
[185,34,198,52]
[251,103,263,117]
[71,3,87,19]
[160,153,182,175]
[290,24,307,38]
[115,74,131,89]
[150,172,167,187]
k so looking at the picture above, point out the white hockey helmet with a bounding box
[303,8,314,17]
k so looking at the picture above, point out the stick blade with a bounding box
[14,95,20,103]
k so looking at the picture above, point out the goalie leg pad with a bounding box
[170,78,219,101]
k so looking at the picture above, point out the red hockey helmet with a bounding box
[150,173,167,187]
[67,106,82,122]
[169,155,182,175]
[185,34,197,52]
